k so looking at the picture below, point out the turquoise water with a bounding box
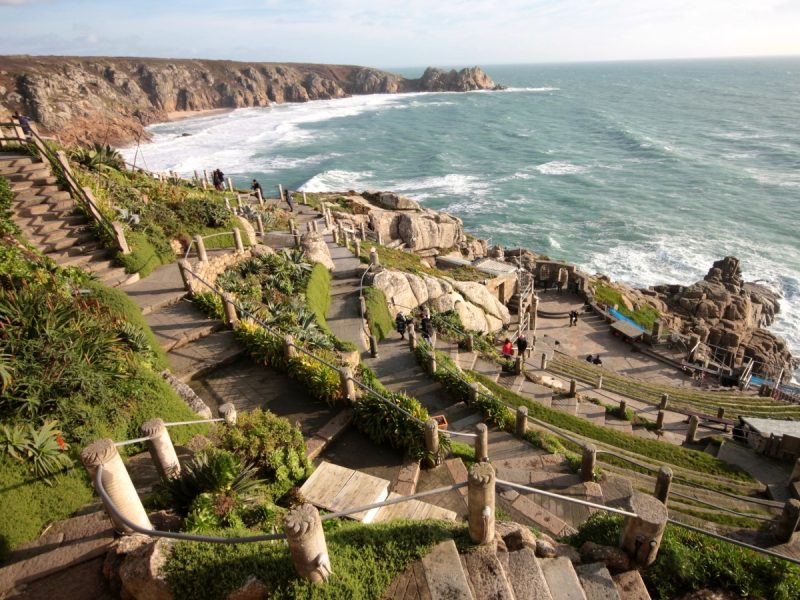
[122,57,800,376]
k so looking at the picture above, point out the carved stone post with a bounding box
[81,439,152,533]
[424,418,440,464]
[597,375,603,390]
[177,259,193,294]
[466,334,474,352]
[256,215,265,235]
[685,415,699,444]
[339,367,355,402]
[569,379,577,398]
[514,356,523,375]
[475,423,489,462]
[619,400,627,418]
[581,444,596,482]
[659,394,669,410]
[227,177,234,192]
[369,335,378,358]
[284,335,297,360]
[141,418,180,480]
[233,228,244,252]
[256,187,264,207]
[468,383,480,405]
[776,500,800,543]
[332,229,339,244]
[408,324,417,350]
[219,403,237,425]
[656,410,666,430]
[654,466,673,505]
[541,353,548,370]
[428,351,437,375]
[302,191,308,205]
[354,239,361,257]
[515,406,528,437]
[194,234,208,263]
[619,492,668,567]
[468,462,496,544]
[285,504,332,583]
[370,247,380,267]
[223,295,238,326]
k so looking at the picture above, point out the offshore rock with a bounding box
[0,57,499,146]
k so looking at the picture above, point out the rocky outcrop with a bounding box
[652,257,797,379]
[300,231,334,271]
[0,57,500,146]
[372,268,511,333]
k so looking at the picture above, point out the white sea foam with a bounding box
[298,170,375,192]
[534,161,587,175]
[390,173,491,198]
[499,87,560,93]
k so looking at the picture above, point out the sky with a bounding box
[1,0,799,68]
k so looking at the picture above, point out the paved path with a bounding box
[324,234,369,353]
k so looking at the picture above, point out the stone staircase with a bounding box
[1,153,135,287]
[384,531,652,600]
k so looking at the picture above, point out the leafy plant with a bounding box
[70,143,124,171]
[0,420,72,480]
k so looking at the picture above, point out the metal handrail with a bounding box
[496,479,637,518]
[319,482,468,520]
[113,416,226,447]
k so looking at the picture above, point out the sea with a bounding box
[120,57,800,380]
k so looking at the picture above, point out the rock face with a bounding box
[0,57,500,146]
[300,231,334,271]
[653,257,797,379]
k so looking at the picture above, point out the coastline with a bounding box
[166,108,235,122]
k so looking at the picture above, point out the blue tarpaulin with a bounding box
[608,307,647,333]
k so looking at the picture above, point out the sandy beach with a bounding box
[166,108,234,122]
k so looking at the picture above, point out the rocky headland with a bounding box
[0,56,502,146]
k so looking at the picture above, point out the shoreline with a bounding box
[166,108,235,122]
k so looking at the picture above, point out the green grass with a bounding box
[165,519,466,599]
[569,513,800,600]
[364,287,394,342]
[592,280,660,330]
[306,263,332,332]
[449,441,476,468]
[358,243,486,283]
[471,373,756,485]
[117,230,174,278]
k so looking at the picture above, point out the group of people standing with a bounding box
[395,312,433,342]
[211,168,225,190]
[568,310,579,326]
[502,334,529,358]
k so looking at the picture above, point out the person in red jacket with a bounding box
[501,338,514,358]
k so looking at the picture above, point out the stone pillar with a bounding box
[177,259,193,293]
[659,394,669,410]
[408,324,417,350]
[581,444,596,482]
[475,423,488,462]
[466,334,474,352]
[515,406,528,437]
[256,188,264,207]
[514,356,523,375]
[541,353,548,370]
[284,335,297,360]
[597,375,603,390]
[651,320,663,344]
[619,492,668,567]
[569,379,577,398]
[428,351,437,375]
[530,295,539,332]
[302,191,308,205]
[654,466,673,505]
[81,439,152,533]
[354,239,361,257]
[225,197,232,212]
[194,234,208,263]
[367,335,378,358]
[377,232,384,245]
[339,367,355,402]
[619,400,627,418]
[141,418,180,480]
[223,295,238,326]
[256,215,265,235]
[285,504,332,583]
[332,229,339,244]
[277,184,284,201]
[370,247,379,267]
[656,410,666,430]
[227,177,234,192]
[219,402,237,426]
[776,500,800,543]
[685,415,699,444]
[468,462,496,544]
[716,407,725,420]
[424,418,440,464]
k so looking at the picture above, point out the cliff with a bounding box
[0,56,502,146]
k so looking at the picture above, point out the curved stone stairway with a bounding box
[1,153,135,287]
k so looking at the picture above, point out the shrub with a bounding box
[0,177,18,236]
[305,262,331,331]
[363,287,394,341]
[117,230,175,277]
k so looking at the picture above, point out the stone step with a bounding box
[9,174,57,189]
[0,510,114,597]
[147,299,223,352]
[461,544,515,600]
[441,401,473,425]
[31,214,87,235]
[540,556,588,600]
[0,154,36,167]
[14,184,63,199]
[43,230,95,253]
[0,160,44,175]
[169,329,244,382]
[575,562,622,600]
[504,547,554,600]
[612,570,651,600]
[499,487,578,538]
[422,540,474,600]
[122,263,187,314]
[56,247,108,268]
[90,264,135,288]
[449,412,482,432]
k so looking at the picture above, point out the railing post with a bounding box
[619,399,627,418]
[654,466,673,505]
[569,379,577,398]
[514,355,523,375]
[225,197,232,212]
[223,294,238,326]
[256,215,265,235]
[428,351,437,375]
[581,444,596,482]
[80,439,152,533]
[110,221,131,254]
[659,393,669,410]
[302,191,308,205]
[466,334,474,352]
[685,415,699,444]
[468,462,496,544]
[776,499,800,543]
[716,407,725,420]
[359,222,366,239]
[219,402,238,426]
[285,503,332,584]
[256,188,264,207]
[475,423,489,462]
[424,418,440,465]
[369,335,378,358]
[194,235,208,263]
[177,259,194,294]
[370,247,379,267]
[540,353,547,370]
[408,324,417,350]
[354,239,361,257]
[141,418,181,479]
[284,335,297,360]
[515,406,528,437]
[376,232,384,245]
[339,367,355,402]
[203,169,210,186]
[332,229,340,244]
[468,382,479,405]
[227,177,234,192]
[597,375,603,390]
[620,492,668,567]
[233,228,244,252]
[656,410,666,430]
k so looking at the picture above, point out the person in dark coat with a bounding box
[284,188,295,212]
[592,355,603,366]
[251,179,263,197]
[420,316,433,342]
[516,334,529,358]
[395,313,408,339]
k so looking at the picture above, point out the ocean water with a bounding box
[120,57,800,378]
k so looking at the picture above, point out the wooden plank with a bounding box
[299,461,355,510]
[329,470,389,521]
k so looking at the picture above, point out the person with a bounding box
[586,354,594,363]
[284,188,295,212]
[12,111,32,136]
[502,338,514,358]
[420,316,433,343]
[592,355,603,366]
[516,334,528,358]
[573,310,579,326]
[395,312,408,339]
[213,168,224,191]
[251,179,262,197]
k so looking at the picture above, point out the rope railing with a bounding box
[113,416,227,447]
[319,482,468,520]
